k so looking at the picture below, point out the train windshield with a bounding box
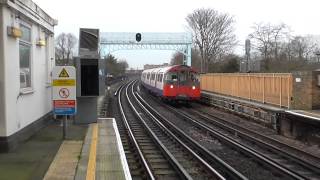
[179,71,188,82]
[166,73,178,81]
[190,72,199,83]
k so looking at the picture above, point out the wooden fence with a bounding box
[200,73,293,108]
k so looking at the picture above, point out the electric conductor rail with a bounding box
[118,80,190,179]
[185,107,320,179]
[191,107,320,167]
[126,80,231,180]
[132,81,247,180]
[155,99,318,180]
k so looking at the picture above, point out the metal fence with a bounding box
[200,73,293,108]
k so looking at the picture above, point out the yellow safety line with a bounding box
[86,123,98,180]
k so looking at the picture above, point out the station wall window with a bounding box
[19,23,32,89]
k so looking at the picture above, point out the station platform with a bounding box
[200,91,320,145]
[75,118,131,180]
[285,110,320,123]
[200,91,283,129]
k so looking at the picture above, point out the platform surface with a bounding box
[44,141,82,180]
[285,110,320,122]
[75,118,131,180]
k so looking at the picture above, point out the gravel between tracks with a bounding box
[138,85,291,180]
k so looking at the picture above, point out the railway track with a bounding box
[137,82,320,180]
[118,81,180,179]
[185,106,320,179]
[117,80,243,179]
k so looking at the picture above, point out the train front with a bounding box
[163,66,200,101]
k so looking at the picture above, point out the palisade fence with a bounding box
[200,73,293,108]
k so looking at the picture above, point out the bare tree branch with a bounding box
[186,8,237,72]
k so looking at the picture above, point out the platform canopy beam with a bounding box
[100,32,192,66]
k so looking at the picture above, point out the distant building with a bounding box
[144,63,169,70]
[0,0,57,152]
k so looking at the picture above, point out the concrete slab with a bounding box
[44,141,83,180]
[0,120,87,180]
[285,110,320,122]
[75,118,131,180]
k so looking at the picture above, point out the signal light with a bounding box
[136,33,141,42]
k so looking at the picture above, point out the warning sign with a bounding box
[52,66,76,115]
[59,88,70,98]
[59,68,70,78]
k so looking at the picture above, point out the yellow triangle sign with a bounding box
[59,68,69,78]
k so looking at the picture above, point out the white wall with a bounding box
[1,6,55,136]
[0,6,6,137]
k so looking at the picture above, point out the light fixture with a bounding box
[7,26,22,38]
[36,39,46,46]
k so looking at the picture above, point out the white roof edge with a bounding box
[285,110,320,122]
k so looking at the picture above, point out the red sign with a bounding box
[54,100,76,108]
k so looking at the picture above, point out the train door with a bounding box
[177,67,190,97]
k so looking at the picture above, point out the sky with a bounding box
[35,0,320,69]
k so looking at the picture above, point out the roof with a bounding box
[1,0,57,32]
[142,65,197,74]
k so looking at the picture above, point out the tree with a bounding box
[105,54,128,76]
[66,33,77,60]
[170,52,184,65]
[55,33,77,65]
[290,36,317,61]
[186,8,237,73]
[249,22,288,60]
[118,60,129,74]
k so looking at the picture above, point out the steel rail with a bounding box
[134,86,246,180]
[189,108,320,174]
[162,103,307,180]
[125,81,194,180]
[118,80,155,180]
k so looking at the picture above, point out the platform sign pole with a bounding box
[63,115,67,139]
[52,66,76,140]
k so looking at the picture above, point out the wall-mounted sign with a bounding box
[52,66,76,115]
[295,78,302,83]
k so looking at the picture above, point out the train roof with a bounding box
[142,65,196,74]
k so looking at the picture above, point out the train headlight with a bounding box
[192,86,196,90]
[170,85,174,89]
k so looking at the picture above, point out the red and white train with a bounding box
[141,65,200,101]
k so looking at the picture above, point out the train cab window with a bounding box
[190,72,199,82]
[166,73,178,81]
[179,71,188,82]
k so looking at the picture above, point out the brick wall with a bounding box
[311,71,320,109]
[291,71,320,110]
[291,72,313,110]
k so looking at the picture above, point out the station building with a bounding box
[0,0,57,152]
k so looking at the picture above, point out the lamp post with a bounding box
[315,51,320,62]
[245,39,251,72]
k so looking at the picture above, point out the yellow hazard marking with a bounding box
[52,79,75,86]
[59,68,69,78]
[86,123,98,180]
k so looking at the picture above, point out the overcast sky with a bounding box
[35,0,320,69]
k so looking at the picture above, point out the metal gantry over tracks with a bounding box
[100,32,193,65]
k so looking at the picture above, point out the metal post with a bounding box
[187,45,192,66]
[63,115,67,139]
